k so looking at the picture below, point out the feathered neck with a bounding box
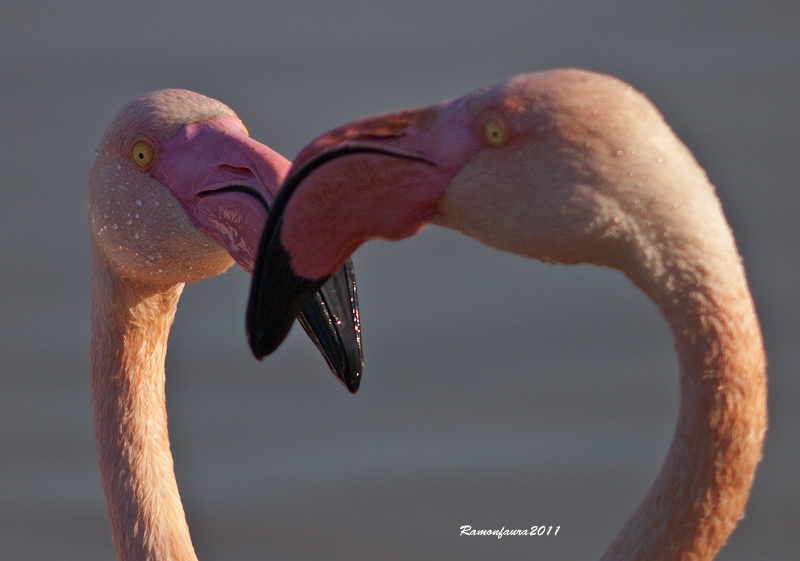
[90,251,198,561]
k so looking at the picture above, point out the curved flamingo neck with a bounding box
[602,225,767,559]
[90,253,197,561]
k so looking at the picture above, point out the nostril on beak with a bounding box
[218,164,257,181]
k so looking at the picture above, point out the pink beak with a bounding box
[151,115,287,273]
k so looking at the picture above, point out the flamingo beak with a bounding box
[246,144,433,361]
[153,116,363,392]
[246,99,481,362]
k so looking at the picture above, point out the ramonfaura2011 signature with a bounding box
[459,525,561,539]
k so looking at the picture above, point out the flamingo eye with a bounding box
[131,140,156,168]
[484,120,508,147]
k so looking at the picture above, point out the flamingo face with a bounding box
[91,89,362,391]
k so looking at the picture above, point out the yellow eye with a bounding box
[131,140,155,168]
[484,120,508,147]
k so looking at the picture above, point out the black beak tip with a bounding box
[343,370,361,394]
[246,249,363,394]
[246,319,292,361]
[322,343,362,394]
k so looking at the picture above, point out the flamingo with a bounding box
[89,89,363,561]
[247,69,767,560]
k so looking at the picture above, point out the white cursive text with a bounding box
[459,525,560,539]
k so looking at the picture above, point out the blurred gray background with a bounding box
[1,1,797,559]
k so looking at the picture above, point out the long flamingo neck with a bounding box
[90,254,197,561]
[603,225,767,560]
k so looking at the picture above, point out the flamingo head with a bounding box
[89,89,287,284]
[247,69,708,358]
[91,89,363,392]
